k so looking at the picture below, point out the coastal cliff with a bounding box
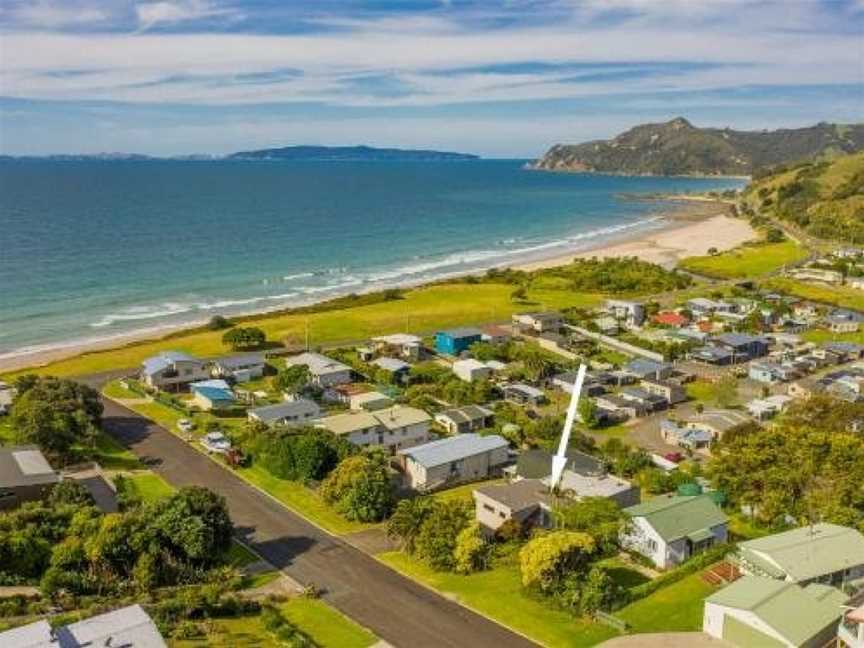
[532,118,864,176]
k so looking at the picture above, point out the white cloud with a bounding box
[3,1,110,28]
[135,0,240,30]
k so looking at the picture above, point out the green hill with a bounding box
[532,118,864,176]
[741,151,864,243]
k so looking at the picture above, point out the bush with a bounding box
[413,500,472,571]
[252,427,352,483]
[207,315,233,331]
[320,452,394,522]
[519,531,597,592]
[222,327,266,351]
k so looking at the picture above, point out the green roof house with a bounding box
[733,523,864,588]
[622,493,728,569]
[703,575,847,647]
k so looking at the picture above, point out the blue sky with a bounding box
[0,0,862,156]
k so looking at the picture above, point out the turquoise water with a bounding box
[0,159,743,357]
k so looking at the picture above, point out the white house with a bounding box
[434,405,494,434]
[746,394,793,421]
[141,351,210,390]
[452,359,492,382]
[286,352,352,387]
[211,353,267,382]
[349,391,395,411]
[371,333,423,361]
[248,398,321,426]
[622,493,728,569]
[397,433,509,491]
[316,406,431,452]
[606,299,646,327]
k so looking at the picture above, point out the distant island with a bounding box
[1,145,480,162]
[532,117,864,176]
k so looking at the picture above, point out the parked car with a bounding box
[202,431,231,454]
[664,452,684,463]
[177,418,194,433]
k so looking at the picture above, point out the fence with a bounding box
[564,324,666,362]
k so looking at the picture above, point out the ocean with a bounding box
[0,159,744,359]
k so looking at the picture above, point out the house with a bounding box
[653,311,690,328]
[620,387,669,412]
[512,311,562,334]
[503,383,546,406]
[0,446,60,510]
[141,351,209,390]
[789,267,844,284]
[788,377,828,399]
[595,394,646,419]
[839,602,864,648]
[513,447,606,479]
[732,523,864,587]
[0,604,167,648]
[211,353,267,382]
[712,333,769,361]
[690,345,734,365]
[827,309,864,333]
[397,433,509,491]
[0,381,15,415]
[552,371,605,396]
[849,277,864,291]
[641,378,687,404]
[622,493,728,569]
[688,298,721,315]
[688,409,750,440]
[660,421,714,450]
[349,391,394,412]
[286,352,352,387]
[323,383,368,405]
[317,406,432,451]
[593,316,620,336]
[749,361,788,384]
[703,576,847,648]
[606,299,646,327]
[555,470,640,508]
[248,398,321,426]
[746,394,794,421]
[480,324,512,344]
[452,358,492,383]
[434,405,494,434]
[623,358,673,381]
[371,333,423,361]
[189,379,235,411]
[371,356,411,381]
[820,341,864,362]
[474,478,553,534]
[434,327,483,355]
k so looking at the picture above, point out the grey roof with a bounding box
[692,345,733,360]
[141,350,202,376]
[0,604,166,648]
[249,399,319,424]
[437,326,483,339]
[213,352,266,370]
[714,332,766,347]
[625,358,671,376]
[371,357,411,372]
[398,433,508,468]
[286,352,351,376]
[505,383,545,399]
[828,308,864,323]
[436,405,494,425]
[0,446,59,488]
[823,341,864,354]
[517,448,605,479]
[474,478,550,512]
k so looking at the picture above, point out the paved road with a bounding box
[99,397,536,648]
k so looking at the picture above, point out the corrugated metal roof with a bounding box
[625,493,727,542]
[250,399,319,423]
[398,433,507,468]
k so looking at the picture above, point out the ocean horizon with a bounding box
[0,158,744,359]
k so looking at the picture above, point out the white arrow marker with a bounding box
[550,363,588,491]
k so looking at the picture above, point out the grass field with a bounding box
[677,240,807,279]
[378,551,719,646]
[3,283,605,381]
[170,598,377,648]
[126,472,176,502]
[765,277,864,312]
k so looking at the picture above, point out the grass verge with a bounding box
[678,240,807,279]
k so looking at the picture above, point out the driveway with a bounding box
[99,397,536,648]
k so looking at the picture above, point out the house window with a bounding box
[499,512,506,519]
[647,539,658,552]
[483,504,495,513]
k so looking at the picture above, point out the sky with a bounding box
[0,0,862,157]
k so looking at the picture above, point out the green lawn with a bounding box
[678,240,807,279]
[4,283,605,381]
[378,551,616,647]
[91,430,145,471]
[617,572,718,633]
[223,540,261,568]
[126,472,176,502]
[171,598,376,648]
[102,380,141,400]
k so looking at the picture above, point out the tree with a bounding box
[453,522,490,574]
[511,285,528,302]
[10,376,103,459]
[577,398,600,429]
[553,497,627,556]
[413,500,472,571]
[150,487,233,563]
[207,315,232,331]
[519,531,597,592]
[273,365,311,395]
[222,327,266,351]
[765,227,785,242]
[579,566,622,614]
[515,346,554,382]
[49,480,95,508]
[386,497,437,553]
[320,452,394,522]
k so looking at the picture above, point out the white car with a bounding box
[177,419,194,433]
[201,431,232,454]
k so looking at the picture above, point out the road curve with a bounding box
[99,396,537,648]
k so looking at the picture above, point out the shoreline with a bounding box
[0,198,753,375]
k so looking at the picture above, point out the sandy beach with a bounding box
[0,199,754,374]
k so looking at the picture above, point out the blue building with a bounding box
[434,327,483,356]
